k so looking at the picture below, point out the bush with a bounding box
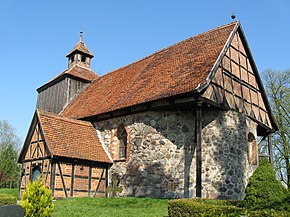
[0,193,17,206]
[246,209,290,217]
[241,158,289,211]
[20,177,54,217]
[168,198,245,217]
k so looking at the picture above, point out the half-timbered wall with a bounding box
[20,119,108,198]
[20,123,51,196]
[37,77,88,114]
[21,160,107,198]
[53,163,107,198]
[202,29,272,131]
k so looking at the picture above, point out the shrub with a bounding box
[246,209,290,217]
[241,158,289,211]
[168,198,245,217]
[0,193,17,206]
[20,177,54,217]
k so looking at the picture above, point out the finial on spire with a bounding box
[80,29,83,42]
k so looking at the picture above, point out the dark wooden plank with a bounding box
[88,166,92,197]
[45,161,51,184]
[29,142,35,159]
[31,143,38,159]
[56,156,109,168]
[22,156,51,163]
[105,167,109,198]
[50,162,56,197]
[41,159,44,175]
[268,133,274,165]
[29,161,32,181]
[36,127,40,158]
[30,139,45,144]
[56,173,105,180]
[93,168,105,197]
[70,164,75,197]
[38,142,44,157]
[57,162,68,198]
[195,100,203,198]
[18,164,24,198]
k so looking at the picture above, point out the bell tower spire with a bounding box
[66,30,94,69]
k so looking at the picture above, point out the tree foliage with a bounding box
[0,120,21,187]
[262,68,290,189]
[242,158,289,211]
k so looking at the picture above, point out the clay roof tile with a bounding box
[62,22,238,119]
[38,110,111,163]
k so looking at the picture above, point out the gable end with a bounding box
[201,22,277,133]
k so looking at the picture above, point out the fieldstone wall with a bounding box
[95,108,258,199]
[202,108,258,200]
[95,110,196,198]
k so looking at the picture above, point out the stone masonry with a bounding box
[95,108,258,199]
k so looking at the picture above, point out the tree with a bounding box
[242,158,289,211]
[0,120,21,187]
[262,69,290,189]
[0,144,20,187]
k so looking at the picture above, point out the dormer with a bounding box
[66,31,94,69]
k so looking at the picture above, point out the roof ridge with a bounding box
[38,109,92,127]
[95,21,238,80]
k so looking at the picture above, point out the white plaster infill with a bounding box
[96,129,113,162]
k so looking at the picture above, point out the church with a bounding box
[18,21,277,200]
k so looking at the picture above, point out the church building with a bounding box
[18,21,277,200]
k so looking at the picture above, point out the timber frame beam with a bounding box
[268,133,274,165]
[195,99,203,198]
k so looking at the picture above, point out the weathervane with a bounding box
[80,29,83,42]
[231,13,236,20]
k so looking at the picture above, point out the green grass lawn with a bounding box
[53,197,169,217]
[0,188,18,199]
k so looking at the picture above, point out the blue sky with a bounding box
[0,1,289,144]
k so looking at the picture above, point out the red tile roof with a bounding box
[66,41,94,58]
[38,110,111,163]
[61,22,238,119]
[56,65,98,82]
[37,65,98,92]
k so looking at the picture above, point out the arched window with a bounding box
[248,132,258,165]
[117,125,127,159]
[31,165,41,181]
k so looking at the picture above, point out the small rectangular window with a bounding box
[81,55,86,62]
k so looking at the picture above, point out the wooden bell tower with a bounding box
[66,30,94,69]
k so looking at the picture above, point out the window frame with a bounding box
[117,125,127,159]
